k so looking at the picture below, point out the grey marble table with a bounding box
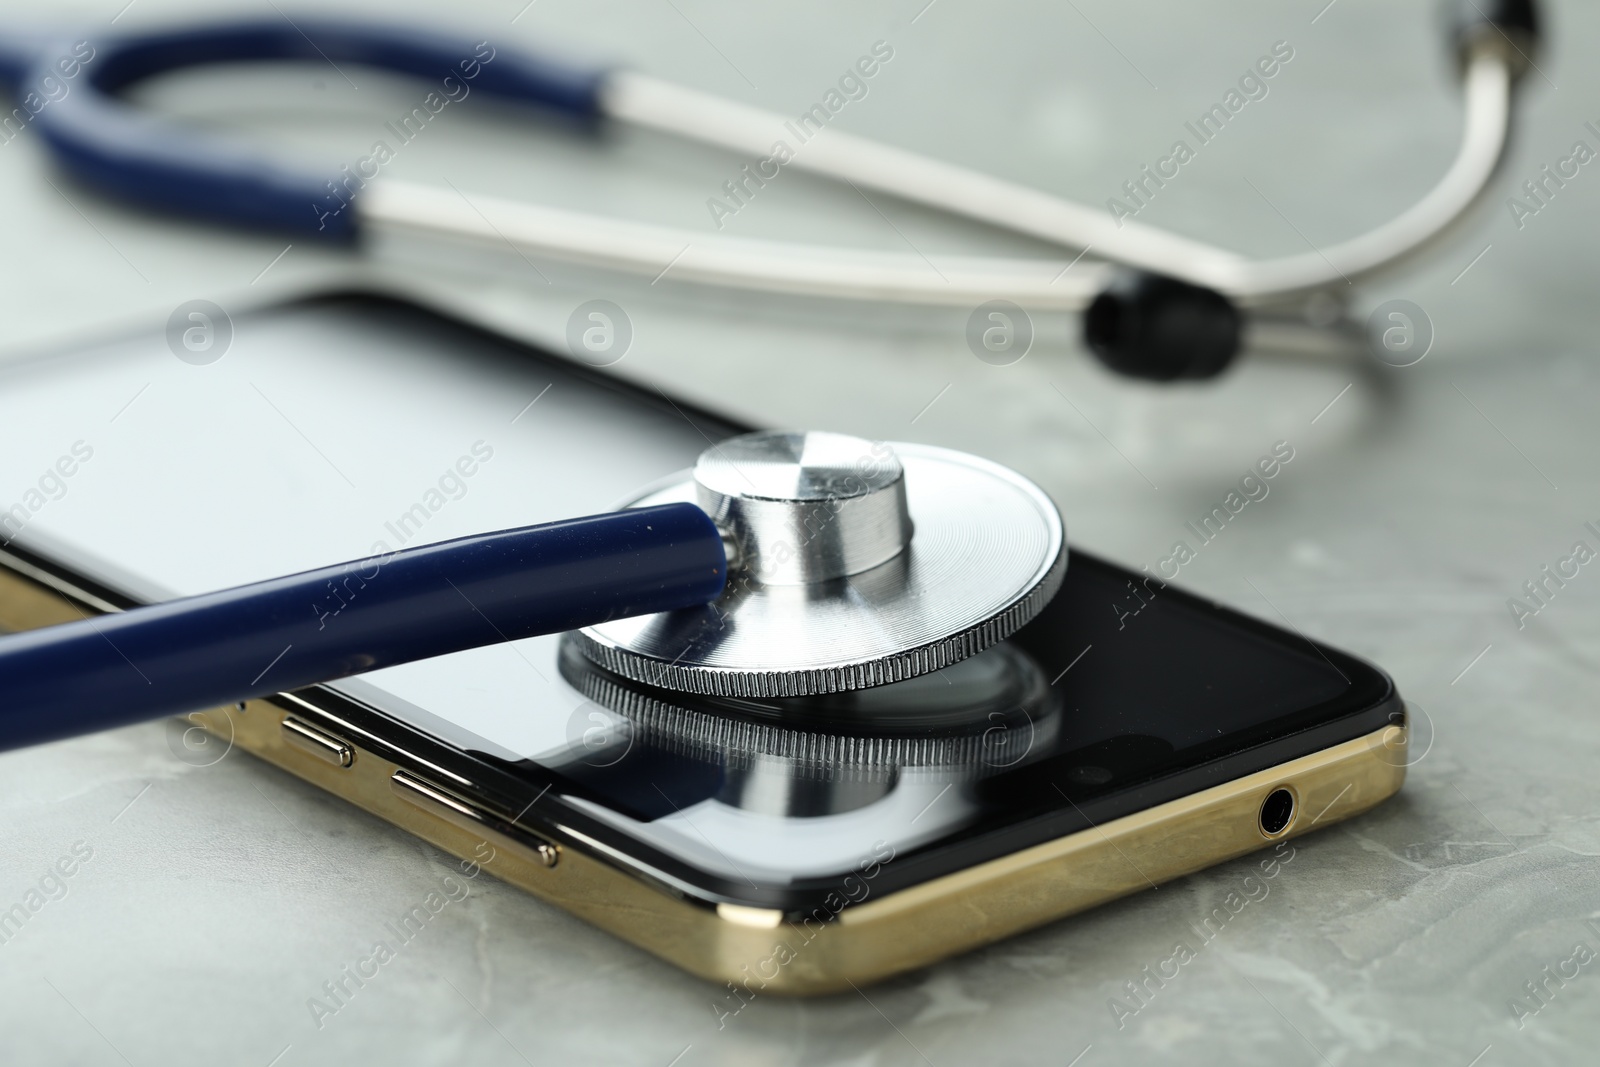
[2,0,1598,1063]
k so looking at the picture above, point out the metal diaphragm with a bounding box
[571,431,1066,699]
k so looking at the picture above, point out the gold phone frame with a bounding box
[0,552,1406,995]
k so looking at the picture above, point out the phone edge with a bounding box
[0,557,1405,995]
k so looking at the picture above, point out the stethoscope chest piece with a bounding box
[572,430,1066,698]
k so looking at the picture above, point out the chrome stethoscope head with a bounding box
[570,430,1066,700]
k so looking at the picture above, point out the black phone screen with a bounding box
[533,543,1394,904]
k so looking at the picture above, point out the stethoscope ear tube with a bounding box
[0,503,725,753]
[7,7,1535,325]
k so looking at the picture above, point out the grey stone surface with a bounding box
[2,0,1598,1063]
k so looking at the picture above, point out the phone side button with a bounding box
[390,769,559,869]
[281,715,355,768]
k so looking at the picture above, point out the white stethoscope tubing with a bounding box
[360,44,1513,313]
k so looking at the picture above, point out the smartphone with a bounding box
[0,294,1406,995]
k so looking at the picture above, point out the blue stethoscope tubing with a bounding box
[0,7,1534,317]
[0,503,725,753]
[0,19,603,242]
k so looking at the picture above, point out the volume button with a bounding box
[390,769,559,868]
[281,715,355,767]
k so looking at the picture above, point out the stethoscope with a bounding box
[0,2,1539,380]
[0,430,1065,757]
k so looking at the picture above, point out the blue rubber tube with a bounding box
[13,18,609,240]
[0,503,725,752]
